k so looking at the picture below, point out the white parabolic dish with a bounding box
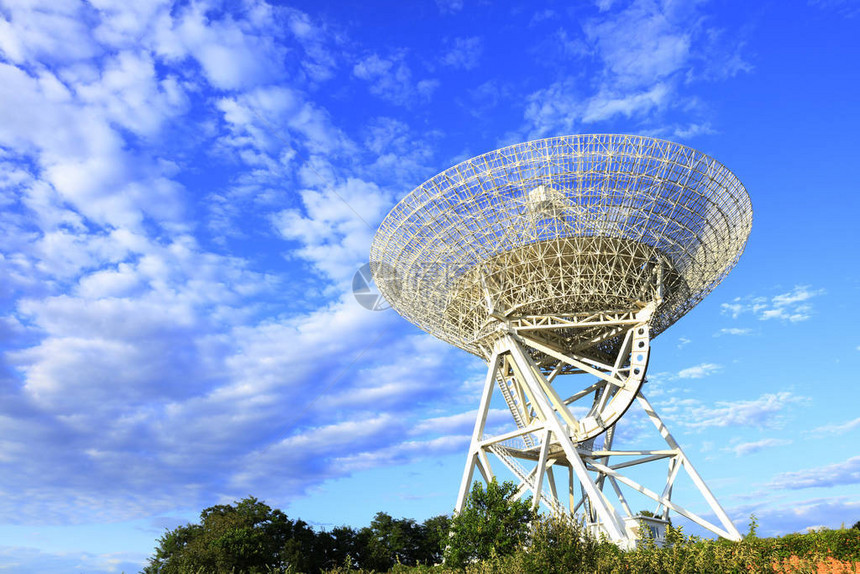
[371,134,753,359]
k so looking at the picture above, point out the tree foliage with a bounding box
[516,513,600,574]
[356,511,450,570]
[143,496,319,573]
[143,497,450,573]
[443,479,536,568]
[143,496,860,574]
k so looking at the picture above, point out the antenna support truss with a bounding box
[454,301,742,546]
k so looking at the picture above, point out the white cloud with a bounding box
[360,117,435,186]
[353,53,438,106]
[207,82,361,244]
[520,0,749,137]
[333,435,471,474]
[660,392,808,430]
[808,0,860,18]
[728,438,791,457]
[0,545,145,574]
[221,326,478,493]
[0,0,460,528]
[216,85,349,161]
[436,0,465,14]
[812,417,860,435]
[442,36,483,70]
[412,408,510,437]
[583,4,691,89]
[691,28,753,82]
[9,238,276,409]
[272,176,391,284]
[153,1,286,91]
[87,0,173,47]
[645,363,721,393]
[75,49,189,138]
[677,362,721,379]
[582,83,670,122]
[529,9,558,26]
[282,7,338,82]
[729,497,860,537]
[767,457,860,490]
[523,0,687,136]
[1,266,480,520]
[722,286,825,322]
[772,288,819,307]
[0,60,186,233]
[523,78,585,137]
[0,0,99,64]
[671,121,716,139]
[716,327,754,337]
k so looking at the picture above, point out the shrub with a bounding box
[520,514,599,574]
[443,479,535,568]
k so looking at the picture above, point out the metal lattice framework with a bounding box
[371,134,751,358]
[370,134,752,547]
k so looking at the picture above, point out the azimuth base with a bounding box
[454,309,741,547]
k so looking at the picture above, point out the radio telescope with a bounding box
[370,134,752,546]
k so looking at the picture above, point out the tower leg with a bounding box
[454,351,500,514]
[636,394,742,540]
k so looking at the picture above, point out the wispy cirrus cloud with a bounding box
[809,0,860,18]
[645,362,722,396]
[353,52,439,106]
[766,457,860,490]
[812,417,860,435]
[441,36,483,70]
[435,0,465,14]
[0,546,145,574]
[677,363,722,379]
[715,327,754,337]
[721,285,825,322]
[521,0,751,137]
[727,438,792,457]
[658,392,808,430]
[411,408,509,437]
[729,496,860,537]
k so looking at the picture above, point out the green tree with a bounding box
[419,514,452,564]
[315,525,359,571]
[356,511,433,570]
[444,479,536,568]
[143,496,318,574]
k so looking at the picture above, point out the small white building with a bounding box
[588,515,670,549]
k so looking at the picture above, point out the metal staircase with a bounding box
[488,443,565,515]
[497,377,535,448]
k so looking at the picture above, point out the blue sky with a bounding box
[0,0,858,571]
